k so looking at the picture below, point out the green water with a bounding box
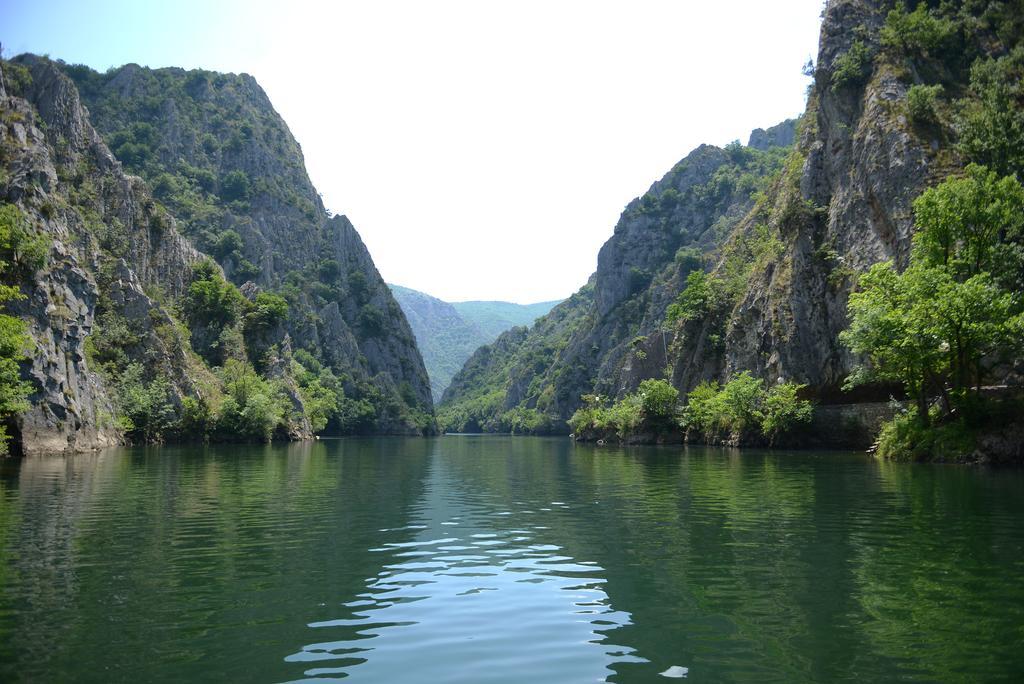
[1,437,1023,683]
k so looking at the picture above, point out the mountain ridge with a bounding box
[388,284,560,402]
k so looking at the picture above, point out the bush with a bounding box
[906,84,943,125]
[186,259,244,327]
[684,372,813,444]
[357,304,385,337]
[674,247,702,270]
[219,170,251,202]
[245,292,289,330]
[292,356,341,433]
[955,47,1024,178]
[761,382,815,439]
[638,378,679,419]
[568,379,680,440]
[115,363,175,442]
[831,40,873,91]
[215,359,288,442]
[1,60,32,97]
[875,407,977,461]
[666,270,713,324]
[213,229,244,259]
[880,2,957,56]
[0,204,49,272]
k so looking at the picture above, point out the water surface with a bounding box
[1,436,1022,682]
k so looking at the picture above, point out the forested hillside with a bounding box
[439,125,794,433]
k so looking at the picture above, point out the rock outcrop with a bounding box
[1,57,208,453]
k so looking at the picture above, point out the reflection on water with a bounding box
[285,451,642,682]
[1,436,1024,683]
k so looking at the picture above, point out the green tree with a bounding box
[244,292,289,330]
[186,259,245,327]
[115,363,175,442]
[683,372,812,443]
[956,47,1024,178]
[666,270,713,324]
[831,39,873,91]
[842,166,1024,427]
[880,2,958,56]
[216,359,287,441]
[219,170,251,202]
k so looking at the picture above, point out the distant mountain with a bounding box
[389,286,561,402]
[451,299,565,340]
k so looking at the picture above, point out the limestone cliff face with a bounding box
[677,0,935,398]
[1,58,213,453]
[58,58,432,433]
[1,54,432,453]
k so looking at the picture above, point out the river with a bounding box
[1,436,1022,682]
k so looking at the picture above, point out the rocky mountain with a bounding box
[0,55,433,454]
[389,284,559,402]
[438,137,791,433]
[439,0,1024,437]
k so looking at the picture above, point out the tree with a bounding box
[116,363,175,442]
[955,47,1024,179]
[216,359,287,441]
[842,166,1024,426]
[219,170,251,202]
[666,270,713,324]
[186,259,244,327]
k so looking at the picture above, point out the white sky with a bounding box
[4,0,823,303]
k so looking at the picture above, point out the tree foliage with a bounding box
[568,378,680,440]
[842,165,1024,430]
[683,372,813,443]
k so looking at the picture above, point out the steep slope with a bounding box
[53,58,433,433]
[389,284,560,402]
[0,54,434,455]
[0,57,240,453]
[439,138,790,433]
[439,0,1024,439]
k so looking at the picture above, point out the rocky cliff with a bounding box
[0,55,432,454]
[56,60,432,432]
[438,137,791,433]
[439,0,1023,436]
[1,57,212,453]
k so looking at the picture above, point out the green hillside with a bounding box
[389,286,560,402]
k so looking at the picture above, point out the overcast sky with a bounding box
[4,0,823,303]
